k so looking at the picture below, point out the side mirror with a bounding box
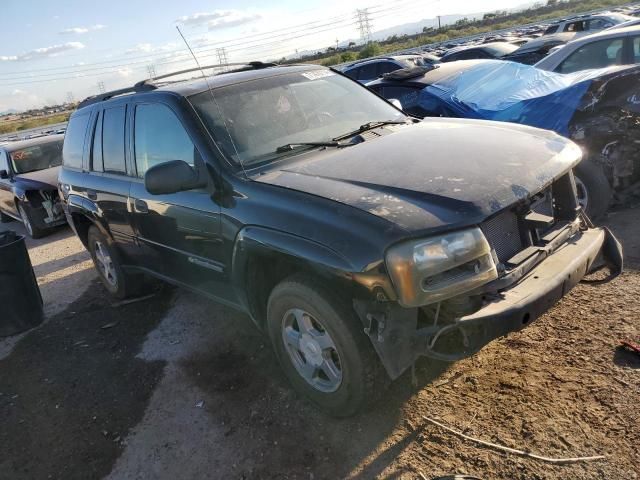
[389,98,403,110]
[0,169,8,180]
[144,160,205,195]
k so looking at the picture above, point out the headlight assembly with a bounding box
[385,228,498,307]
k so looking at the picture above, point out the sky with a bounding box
[0,0,528,111]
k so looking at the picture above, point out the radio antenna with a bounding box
[175,26,247,178]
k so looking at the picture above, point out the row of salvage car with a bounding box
[340,24,640,219]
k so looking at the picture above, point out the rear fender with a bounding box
[66,194,112,240]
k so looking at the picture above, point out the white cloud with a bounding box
[125,41,179,55]
[177,10,260,30]
[0,42,85,62]
[59,24,106,35]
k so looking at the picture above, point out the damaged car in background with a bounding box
[368,60,640,218]
[0,135,67,238]
[60,63,622,416]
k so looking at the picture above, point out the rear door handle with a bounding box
[86,189,97,200]
[134,199,148,213]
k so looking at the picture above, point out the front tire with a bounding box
[574,160,612,220]
[87,226,145,299]
[17,202,45,239]
[267,275,384,417]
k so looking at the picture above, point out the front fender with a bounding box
[231,226,356,312]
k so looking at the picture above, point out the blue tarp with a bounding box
[418,60,621,136]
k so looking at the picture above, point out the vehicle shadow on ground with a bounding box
[179,303,452,480]
[0,281,174,480]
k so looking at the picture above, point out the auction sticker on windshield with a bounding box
[301,70,335,80]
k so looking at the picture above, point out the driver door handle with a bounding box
[134,199,148,213]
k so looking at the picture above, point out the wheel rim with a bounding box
[574,175,589,211]
[281,308,343,393]
[94,240,118,287]
[18,205,33,237]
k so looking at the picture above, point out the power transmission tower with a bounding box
[216,47,229,71]
[355,8,373,44]
[97,81,106,93]
[147,64,157,79]
[66,91,74,104]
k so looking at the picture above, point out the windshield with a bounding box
[9,140,63,174]
[189,69,405,167]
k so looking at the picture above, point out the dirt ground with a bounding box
[0,203,638,480]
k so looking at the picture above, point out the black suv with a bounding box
[59,63,622,416]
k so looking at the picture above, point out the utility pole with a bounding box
[216,47,229,71]
[355,8,372,44]
[97,81,106,94]
[146,64,157,80]
[335,38,339,51]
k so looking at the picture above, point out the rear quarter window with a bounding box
[63,113,90,169]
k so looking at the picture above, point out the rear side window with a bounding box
[102,106,126,174]
[544,25,559,34]
[344,67,359,80]
[134,103,195,177]
[63,113,90,169]
[357,63,378,81]
[633,37,640,62]
[557,38,624,73]
[377,62,401,75]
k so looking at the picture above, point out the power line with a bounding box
[0,0,426,79]
[0,0,436,86]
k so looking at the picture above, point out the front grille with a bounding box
[481,209,524,264]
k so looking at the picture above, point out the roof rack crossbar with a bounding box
[77,61,277,109]
[78,82,157,108]
[151,61,275,82]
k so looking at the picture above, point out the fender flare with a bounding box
[66,194,112,241]
[230,226,356,314]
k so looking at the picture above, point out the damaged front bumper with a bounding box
[355,226,623,380]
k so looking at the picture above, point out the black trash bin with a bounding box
[0,230,44,336]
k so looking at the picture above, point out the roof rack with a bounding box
[77,61,278,109]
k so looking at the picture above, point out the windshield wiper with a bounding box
[332,120,408,141]
[275,141,349,154]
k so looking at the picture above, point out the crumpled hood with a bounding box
[16,166,60,189]
[254,118,580,232]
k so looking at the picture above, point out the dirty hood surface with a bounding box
[17,166,60,189]
[254,118,579,232]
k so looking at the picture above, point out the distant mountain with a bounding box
[0,109,19,115]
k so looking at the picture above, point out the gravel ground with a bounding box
[0,204,638,480]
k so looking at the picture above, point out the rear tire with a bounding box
[87,225,146,299]
[267,274,385,417]
[574,160,611,220]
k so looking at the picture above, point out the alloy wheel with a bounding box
[94,240,118,287]
[574,175,589,211]
[281,308,343,393]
